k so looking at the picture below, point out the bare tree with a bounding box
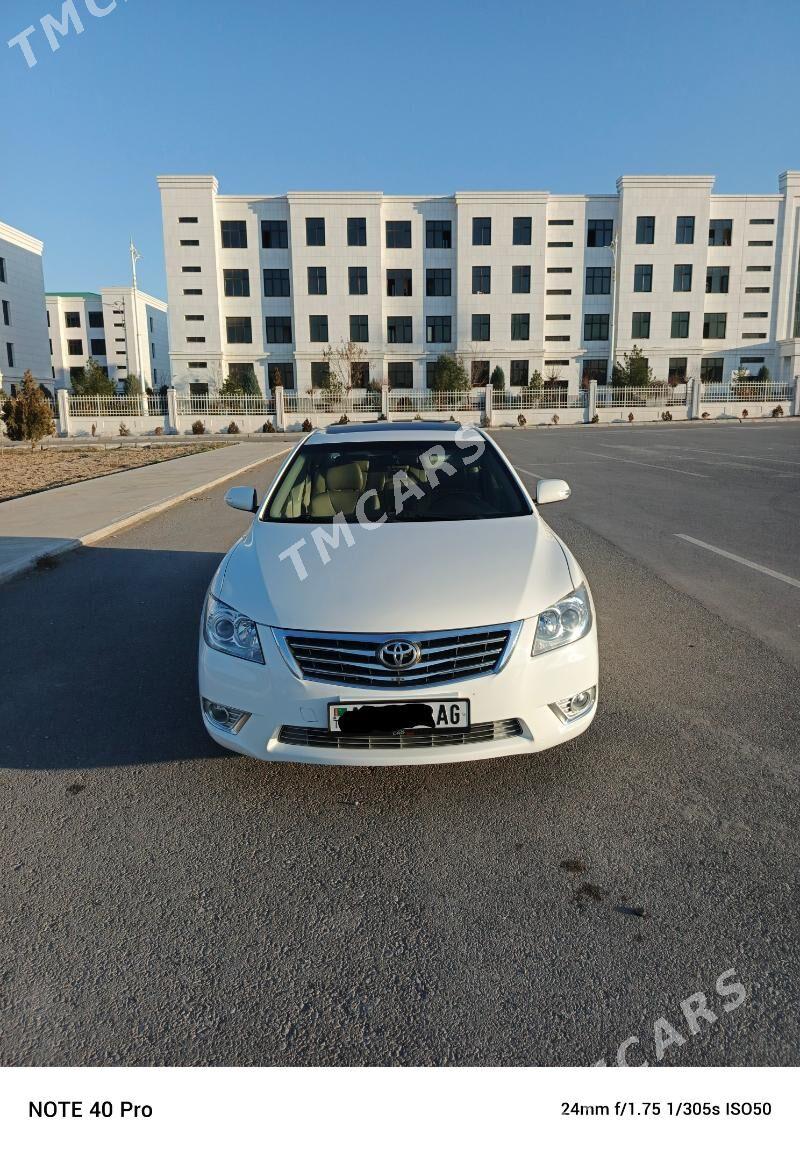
[321,340,365,399]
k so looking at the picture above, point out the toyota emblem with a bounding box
[378,639,421,670]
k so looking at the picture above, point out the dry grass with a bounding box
[0,442,223,501]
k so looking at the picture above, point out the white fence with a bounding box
[597,384,688,408]
[700,380,794,404]
[177,394,276,415]
[68,395,167,416]
[285,390,381,414]
[388,390,485,412]
[494,388,585,410]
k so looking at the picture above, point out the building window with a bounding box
[2,300,10,326]
[263,268,290,297]
[472,266,491,294]
[512,265,531,293]
[471,360,490,386]
[0,257,5,282]
[740,356,765,366]
[545,335,570,342]
[347,217,366,246]
[227,363,254,387]
[66,339,84,356]
[349,315,369,342]
[309,315,329,342]
[426,220,452,248]
[226,317,252,344]
[587,219,613,247]
[582,358,608,386]
[748,239,773,247]
[510,359,529,386]
[348,266,368,295]
[472,217,491,245]
[262,220,288,248]
[746,265,772,272]
[743,311,768,318]
[750,218,774,226]
[387,269,412,297]
[6,342,14,367]
[548,240,573,248]
[180,239,200,247]
[182,266,201,273]
[306,217,326,246]
[745,286,770,294]
[387,316,412,343]
[708,219,732,246]
[426,315,452,343]
[265,317,293,344]
[426,268,451,297]
[706,266,729,293]
[636,216,655,244]
[178,216,198,224]
[742,332,767,340]
[311,361,330,388]
[549,218,574,227]
[88,311,104,328]
[671,311,690,339]
[65,311,81,328]
[703,313,727,339]
[547,288,572,295]
[634,264,653,292]
[546,313,571,320]
[631,312,651,339]
[388,361,414,389]
[188,361,208,369]
[675,216,695,244]
[307,266,327,295]
[185,314,205,322]
[186,337,206,344]
[673,264,693,292]
[701,357,724,382]
[513,216,532,245]
[224,268,250,297]
[70,367,86,385]
[268,362,295,389]
[584,313,609,341]
[668,357,688,384]
[386,220,411,248]
[472,314,490,341]
[90,338,106,355]
[220,220,247,248]
[585,267,611,295]
[511,313,530,340]
[547,266,572,274]
[351,362,369,388]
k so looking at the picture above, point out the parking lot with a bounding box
[1,420,798,1066]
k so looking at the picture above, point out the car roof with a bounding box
[307,421,474,444]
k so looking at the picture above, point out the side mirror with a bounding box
[536,479,571,505]
[225,486,258,513]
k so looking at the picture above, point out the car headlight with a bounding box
[203,594,264,664]
[532,584,592,655]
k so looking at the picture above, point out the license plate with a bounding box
[328,699,469,734]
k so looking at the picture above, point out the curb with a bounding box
[0,447,292,586]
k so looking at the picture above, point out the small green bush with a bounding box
[772,405,784,418]
[517,412,527,427]
[119,422,130,436]
[302,418,313,432]
[227,421,240,434]
[590,413,599,424]
[192,420,205,435]
[153,425,164,436]
[262,420,276,433]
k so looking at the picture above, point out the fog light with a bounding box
[202,698,250,733]
[549,686,597,723]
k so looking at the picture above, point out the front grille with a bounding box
[275,622,521,688]
[278,718,524,751]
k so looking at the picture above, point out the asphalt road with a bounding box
[1,420,798,1066]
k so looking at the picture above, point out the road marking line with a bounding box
[675,534,800,589]
[575,450,708,477]
[597,441,791,475]
[514,466,547,480]
[667,444,800,468]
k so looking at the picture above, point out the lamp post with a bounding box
[130,240,148,413]
[608,233,619,388]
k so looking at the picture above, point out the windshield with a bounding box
[263,437,531,524]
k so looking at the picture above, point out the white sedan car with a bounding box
[199,422,598,765]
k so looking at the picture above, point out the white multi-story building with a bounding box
[0,219,51,392]
[157,172,800,394]
[46,286,170,391]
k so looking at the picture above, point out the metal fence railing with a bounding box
[67,395,165,417]
[388,390,485,412]
[700,380,794,404]
[176,394,276,415]
[284,390,381,415]
[493,388,585,410]
[596,384,688,408]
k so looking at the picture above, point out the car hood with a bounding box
[216,515,574,632]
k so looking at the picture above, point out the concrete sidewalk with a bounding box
[0,442,292,583]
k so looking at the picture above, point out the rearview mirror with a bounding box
[225,486,258,513]
[536,479,570,505]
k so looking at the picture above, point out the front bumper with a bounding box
[198,619,599,766]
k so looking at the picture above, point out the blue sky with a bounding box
[1,0,798,298]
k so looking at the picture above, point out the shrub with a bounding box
[91,423,97,437]
[377,413,387,421]
[428,353,470,392]
[413,412,422,421]
[741,409,749,419]
[73,358,115,397]
[154,425,164,436]
[119,422,130,436]
[262,420,276,433]
[517,412,527,427]
[612,346,654,389]
[701,411,710,419]
[590,413,599,424]
[192,419,206,435]
[227,421,240,434]
[123,373,143,396]
[772,405,784,418]
[661,410,673,421]
[490,365,505,391]
[528,370,543,390]
[628,412,634,422]
[302,418,313,432]
[1,371,56,447]
[337,413,349,425]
